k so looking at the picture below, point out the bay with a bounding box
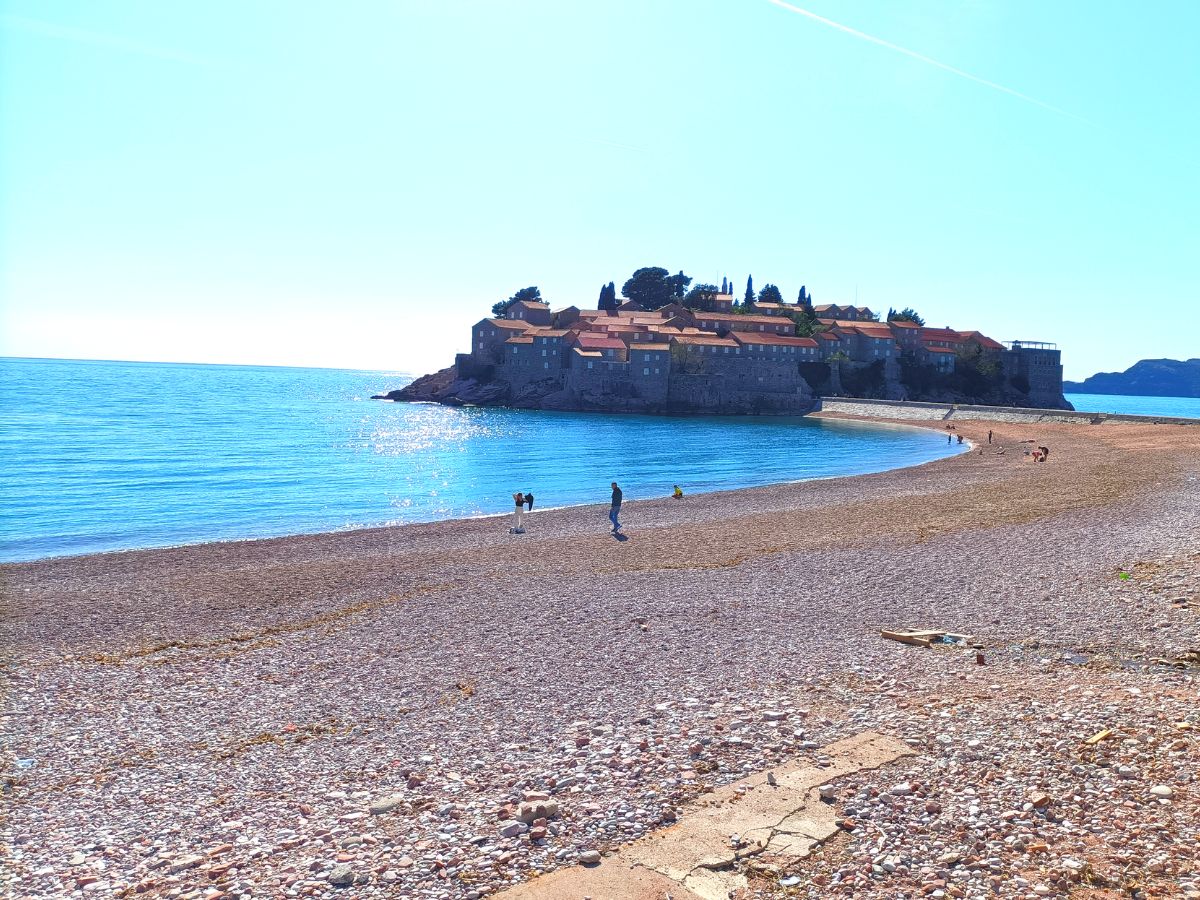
[0,357,963,562]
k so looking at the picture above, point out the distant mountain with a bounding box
[1064,358,1200,398]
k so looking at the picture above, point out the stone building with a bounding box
[462,296,1066,412]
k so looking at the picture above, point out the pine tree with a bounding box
[743,275,754,307]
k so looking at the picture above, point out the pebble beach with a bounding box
[2,417,1198,900]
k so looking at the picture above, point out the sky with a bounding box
[1,1,1197,380]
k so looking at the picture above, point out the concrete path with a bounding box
[500,731,914,900]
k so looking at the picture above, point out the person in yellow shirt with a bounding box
[672,484,683,499]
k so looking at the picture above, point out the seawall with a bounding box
[816,396,1200,426]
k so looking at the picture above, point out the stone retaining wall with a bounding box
[816,397,1200,426]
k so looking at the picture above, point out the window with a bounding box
[587,361,593,369]
[544,362,549,369]
[654,368,660,375]
[541,349,547,357]
[643,367,650,375]
[512,347,518,354]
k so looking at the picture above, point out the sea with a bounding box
[0,357,980,563]
[1064,392,1200,419]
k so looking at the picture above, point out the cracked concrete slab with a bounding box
[499,730,914,900]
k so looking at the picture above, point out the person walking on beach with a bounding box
[525,491,535,512]
[609,481,623,534]
[988,429,993,444]
[512,492,525,533]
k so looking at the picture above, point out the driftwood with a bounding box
[881,629,976,649]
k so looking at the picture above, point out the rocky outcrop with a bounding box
[374,367,817,416]
[373,367,510,407]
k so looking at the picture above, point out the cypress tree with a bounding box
[721,276,728,294]
[744,275,754,307]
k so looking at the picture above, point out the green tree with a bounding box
[721,276,728,293]
[791,305,826,337]
[683,283,718,309]
[597,281,618,311]
[888,307,925,326]
[667,270,693,299]
[757,284,783,305]
[621,267,675,310]
[743,275,754,307]
[797,285,810,308]
[491,285,541,317]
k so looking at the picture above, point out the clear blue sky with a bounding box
[2,1,1197,380]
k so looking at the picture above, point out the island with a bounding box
[1064,358,1200,398]
[379,269,1072,413]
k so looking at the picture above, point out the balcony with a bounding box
[1004,340,1057,351]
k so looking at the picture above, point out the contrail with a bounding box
[0,13,229,69]
[766,0,1081,120]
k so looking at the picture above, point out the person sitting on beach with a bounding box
[1039,446,1050,461]
[956,434,964,444]
[512,492,525,533]
[672,485,683,499]
[525,491,534,512]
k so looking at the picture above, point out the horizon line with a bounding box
[0,354,409,374]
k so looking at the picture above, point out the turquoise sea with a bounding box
[1065,392,1200,419]
[0,357,969,563]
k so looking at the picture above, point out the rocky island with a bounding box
[378,271,1071,414]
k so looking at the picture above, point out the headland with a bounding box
[3,416,1197,899]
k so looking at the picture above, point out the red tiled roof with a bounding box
[732,332,818,347]
[574,334,627,350]
[961,331,1004,350]
[670,334,740,347]
[631,343,671,352]
[485,318,533,330]
[513,300,549,309]
[505,335,534,344]
[923,345,957,354]
[695,312,785,326]
[921,327,968,343]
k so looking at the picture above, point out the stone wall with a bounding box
[817,397,1200,426]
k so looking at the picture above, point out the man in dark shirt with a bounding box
[525,492,534,512]
[609,482,622,534]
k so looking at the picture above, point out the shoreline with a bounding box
[0,415,963,569]
[5,417,1198,899]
